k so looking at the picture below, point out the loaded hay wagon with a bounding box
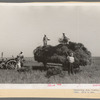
[33,40,92,74]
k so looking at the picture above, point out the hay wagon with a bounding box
[46,62,80,75]
[45,63,65,78]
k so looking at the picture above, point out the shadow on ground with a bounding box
[32,66,47,71]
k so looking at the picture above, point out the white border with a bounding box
[0,84,100,89]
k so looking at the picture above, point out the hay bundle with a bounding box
[33,41,91,68]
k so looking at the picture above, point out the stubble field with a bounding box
[0,57,100,83]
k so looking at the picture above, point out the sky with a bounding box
[0,3,100,57]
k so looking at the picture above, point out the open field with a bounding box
[0,57,100,83]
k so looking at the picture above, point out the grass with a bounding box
[0,57,100,83]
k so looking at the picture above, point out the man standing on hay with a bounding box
[67,52,75,75]
[62,33,70,44]
[43,35,50,46]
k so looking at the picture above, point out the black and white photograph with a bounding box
[0,3,100,85]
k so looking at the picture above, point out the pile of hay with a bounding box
[33,41,91,68]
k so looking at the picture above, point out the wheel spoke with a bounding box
[6,60,16,69]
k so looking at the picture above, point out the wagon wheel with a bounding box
[6,60,17,69]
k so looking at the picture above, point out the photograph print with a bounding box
[0,3,100,84]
